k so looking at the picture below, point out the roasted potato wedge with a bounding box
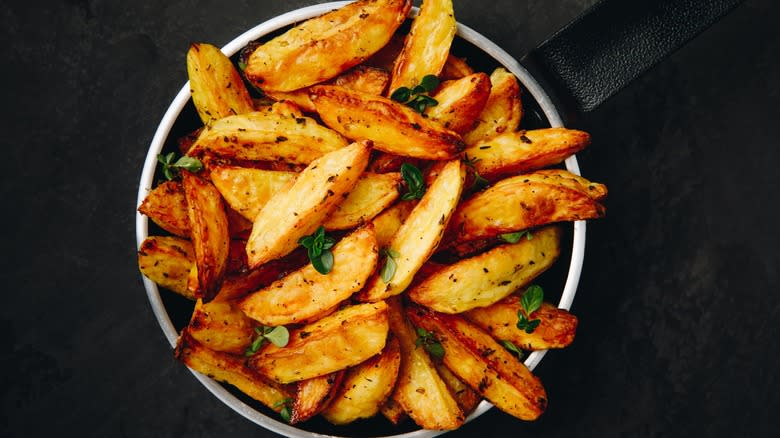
[406,305,547,421]
[425,72,491,134]
[291,371,346,424]
[240,226,378,326]
[386,298,464,430]
[463,68,522,145]
[464,128,591,179]
[246,141,370,268]
[244,0,411,91]
[310,85,465,160]
[189,111,349,165]
[448,170,606,243]
[409,226,560,313]
[248,302,389,384]
[388,0,456,92]
[440,54,475,80]
[323,336,402,425]
[187,43,254,126]
[435,363,481,416]
[466,300,577,350]
[138,180,190,237]
[188,298,255,354]
[324,173,401,230]
[380,398,408,425]
[358,160,464,302]
[371,200,416,248]
[182,171,230,302]
[175,330,292,412]
[137,236,195,299]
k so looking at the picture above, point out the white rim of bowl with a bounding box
[135,2,586,437]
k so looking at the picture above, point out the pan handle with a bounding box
[523,0,744,116]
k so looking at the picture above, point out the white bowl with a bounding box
[135,2,586,437]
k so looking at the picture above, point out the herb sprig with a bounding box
[157,152,203,180]
[414,327,445,359]
[298,226,336,274]
[244,325,290,356]
[379,248,400,283]
[500,339,526,361]
[462,154,489,190]
[400,163,426,200]
[500,230,533,243]
[273,397,294,423]
[390,74,440,113]
[517,285,544,333]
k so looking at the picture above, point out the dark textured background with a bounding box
[2,0,779,436]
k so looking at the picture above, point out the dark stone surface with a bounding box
[1,0,778,436]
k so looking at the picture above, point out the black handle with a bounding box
[523,0,744,115]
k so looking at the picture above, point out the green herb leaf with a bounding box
[312,249,334,275]
[400,163,426,200]
[273,397,294,423]
[462,153,481,168]
[390,86,412,102]
[174,155,204,173]
[237,61,247,71]
[420,74,440,92]
[414,327,445,359]
[389,76,440,113]
[500,230,533,243]
[521,285,544,316]
[299,226,336,274]
[500,340,525,361]
[264,326,290,347]
[472,172,489,191]
[380,248,398,283]
[156,152,203,180]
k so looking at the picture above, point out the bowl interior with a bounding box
[135,3,585,437]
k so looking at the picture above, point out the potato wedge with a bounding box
[406,305,547,421]
[371,200,416,248]
[323,173,401,230]
[310,85,465,160]
[367,152,419,173]
[188,298,255,354]
[435,363,481,416]
[408,226,560,313]
[380,398,408,425]
[138,180,190,237]
[463,68,522,145]
[182,171,229,302]
[291,371,346,424]
[386,298,464,430]
[448,170,606,243]
[388,0,456,92]
[187,43,253,126]
[240,225,378,326]
[331,65,390,96]
[322,336,401,425]
[246,141,370,268]
[244,0,411,91]
[175,330,292,412]
[440,54,475,80]
[466,300,577,350]
[137,236,195,299]
[188,111,349,165]
[464,128,591,179]
[248,302,389,384]
[358,159,464,302]
[425,72,491,134]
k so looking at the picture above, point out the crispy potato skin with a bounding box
[311,85,465,160]
[187,43,254,126]
[248,302,389,384]
[370,200,416,248]
[239,226,378,326]
[388,0,456,92]
[291,370,346,424]
[380,397,408,425]
[463,68,523,145]
[466,301,577,350]
[139,180,190,237]
[182,171,230,302]
[245,0,411,91]
[440,54,475,80]
[323,336,402,425]
[464,128,591,179]
[138,236,195,299]
[358,160,465,302]
[188,298,255,354]
[323,173,401,230]
[448,170,606,243]
[175,330,292,412]
[409,226,561,313]
[435,363,481,416]
[386,298,464,430]
[406,305,547,421]
[426,73,491,134]
[189,111,349,165]
[245,141,371,268]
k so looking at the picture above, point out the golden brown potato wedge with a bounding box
[323,336,401,425]
[137,236,195,299]
[464,128,591,179]
[435,363,481,416]
[386,298,464,430]
[248,302,389,384]
[310,85,465,160]
[408,226,560,313]
[245,141,370,268]
[182,171,230,302]
[188,111,349,165]
[448,170,606,243]
[244,0,411,91]
[358,160,465,302]
[388,0,456,92]
[175,330,292,412]
[138,180,190,237]
[187,43,254,126]
[291,371,346,424]
[466,300,577,351]
[188,298,255,354]
[364,33,405,72]
[380,398,408,425]
[323,173,401,230]
[370,200,416,248]
[406,305,547,421]
[463,68,523,145]
[240,225,378,326]
[367,152,420,173]
[440,54,475,80]
[425,73,491,134]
